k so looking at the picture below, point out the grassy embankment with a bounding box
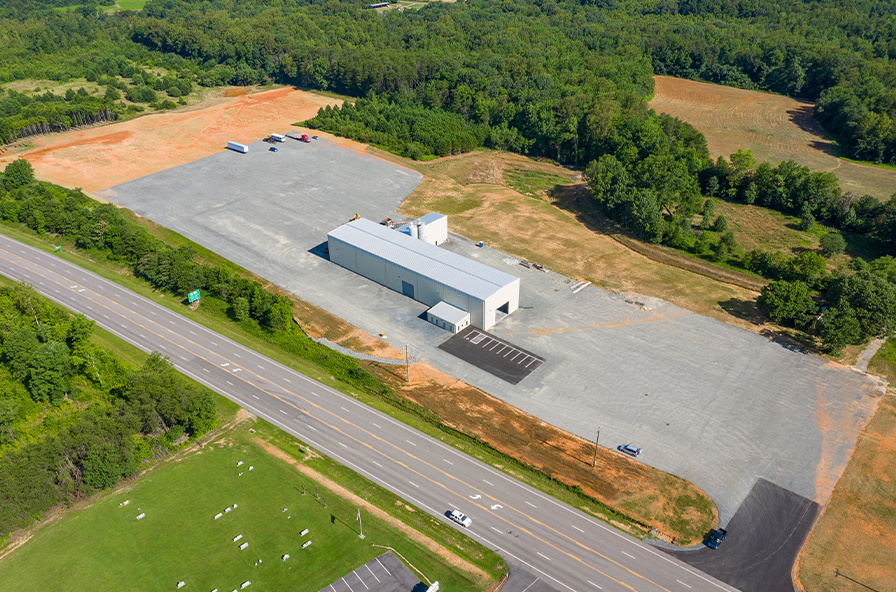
[0,196,716,543]
[0,416,498,591]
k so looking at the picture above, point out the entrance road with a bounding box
[0,234,739,592]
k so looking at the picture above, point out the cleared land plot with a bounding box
[649,76,896,200]
[664,478,820,592]
[101,143,884,530]
[0,427,475,592]
[797,393,896,592]
[439,327,545,385]
[3,87,341,193]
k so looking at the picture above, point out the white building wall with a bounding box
[328,234,518,331]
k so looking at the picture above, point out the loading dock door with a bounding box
[402,281,415,299]
[498,301,510,314]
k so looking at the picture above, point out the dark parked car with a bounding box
[617,444,641,457]
[706,528,727,549]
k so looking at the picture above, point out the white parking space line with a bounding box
[366,564,380,584]
[355,571,369,590]
[676,581,692,589]
[537,552,550,561]
[622,551,636,559]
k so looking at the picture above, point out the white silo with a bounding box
[417,220,427,242]
[409,221,419,239]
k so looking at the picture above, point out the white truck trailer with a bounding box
[227,141,249,153]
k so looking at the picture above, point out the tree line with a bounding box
[0,281,217,540]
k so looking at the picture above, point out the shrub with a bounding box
[819,233,846,257]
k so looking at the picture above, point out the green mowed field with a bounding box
[0,431,477,592]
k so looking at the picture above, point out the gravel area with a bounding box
[103,139,886,524]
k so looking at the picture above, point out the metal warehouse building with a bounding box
[327,218,519,330]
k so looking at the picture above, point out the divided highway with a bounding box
[0,234,739,592]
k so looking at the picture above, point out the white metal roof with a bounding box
[419,212,446,224]
[428,301,470,325]
[328,218,518,301]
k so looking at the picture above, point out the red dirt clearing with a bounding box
[649,76,896,200]
[1,87,341,193]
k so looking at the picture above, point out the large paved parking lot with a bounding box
[102,139,885,525]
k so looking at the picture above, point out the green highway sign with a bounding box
[188,290,201,303]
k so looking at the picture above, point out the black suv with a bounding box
[705,528,727,549]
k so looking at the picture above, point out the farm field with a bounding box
[1,87,343,194]
[0,419,484,592]
[648,76,896,200]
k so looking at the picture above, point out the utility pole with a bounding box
[405,344,410,383]
[592,426,603,467]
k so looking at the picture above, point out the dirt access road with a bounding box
[1,87,342,193]
[649,76,896,200]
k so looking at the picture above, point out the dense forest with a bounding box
[0,280,217,540]
[1,0,896,350]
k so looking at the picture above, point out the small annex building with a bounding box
[327,217,519,330]
[397,212,448,245]
[426,301,471,334]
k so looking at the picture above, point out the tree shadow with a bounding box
[717,298,762,325]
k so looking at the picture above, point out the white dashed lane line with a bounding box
[571,525,584,533]
[443,459,453,465]
[587,581,602,589]
[525,501,537,508]
[676,581,692,589]
[537,552,550,561]
[279,410,288,416]
[406,440,416,446]
[622,551,636,559]
[372,423,381,429]
[483,479,494,486]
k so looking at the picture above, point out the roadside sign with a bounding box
[188,290,201,303]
